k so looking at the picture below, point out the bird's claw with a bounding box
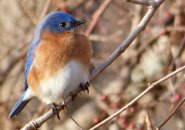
[52,103,66,120]
[79,82,90,93]
[70,92,78,101]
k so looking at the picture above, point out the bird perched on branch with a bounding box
[9,12,92,118]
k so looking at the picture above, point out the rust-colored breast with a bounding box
[27,32,92,95]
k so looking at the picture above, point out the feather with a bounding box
[9,89,33,118]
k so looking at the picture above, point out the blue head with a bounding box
[40,12,86,33]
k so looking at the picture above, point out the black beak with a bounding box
[73,20,86,27]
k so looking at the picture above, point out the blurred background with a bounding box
[0,0,185,130]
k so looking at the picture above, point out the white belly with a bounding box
[38,61,89,104]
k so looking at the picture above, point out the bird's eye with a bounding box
[60,22,66,27]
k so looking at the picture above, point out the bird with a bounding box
[9,11,92,118]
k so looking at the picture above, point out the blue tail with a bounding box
[9,90,32,118]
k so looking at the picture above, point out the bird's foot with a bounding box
[79,82,90,93]
[52,103,66,120]
[69,92,78,101]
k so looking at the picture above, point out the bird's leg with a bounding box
[52,103,60,120]
[52,100,66,120]
[69,92,78,101]
[79,82,90,93]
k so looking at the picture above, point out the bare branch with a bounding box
[169,35,185,72]
[145,112,154,130]
[125,0,160,7]
[125,0,150,6]
[89,65,185,130]
[90,0,164,80]
[157,96,185,129]
[64,108,84,130]
[38,0,51,22]
[133,26,185,58]
[85,0,112,36]
[20,0,38,25]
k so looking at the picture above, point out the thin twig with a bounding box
[85,0,112,36]
[145,112,154,130]
[126,0,150,6]
[157,96,185,129]
[38,0,51,22]
[21,0,51,25]
[169,35,185,72]
[0,51,26,84]
[64,107,84,130]
[130,26,185,65]
[20,0,38,25]
[126,0,160,7]
[89,65,185,130]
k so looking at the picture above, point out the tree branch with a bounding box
[85,0,112,36]
[145,112,154,130]
[90,0,164,80]
[38,0,51,22]
[89,65,185,130]
[126,0,150,6]
[125,0,162,7]
[157,96,185,129]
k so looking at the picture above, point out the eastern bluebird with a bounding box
[9,12,92,118]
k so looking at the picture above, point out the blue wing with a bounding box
[9,50,36,118]
[9,89,31,118]
[24,39,40,90]
[9,23,43,118]
[24,23,43,90]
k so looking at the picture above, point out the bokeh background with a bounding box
[0,0,185,130]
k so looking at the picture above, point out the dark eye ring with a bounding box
[60,22,66,27]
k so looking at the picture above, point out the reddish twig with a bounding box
[85,0,112,36]
[157,96,185,129]
[169,35,185,72]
